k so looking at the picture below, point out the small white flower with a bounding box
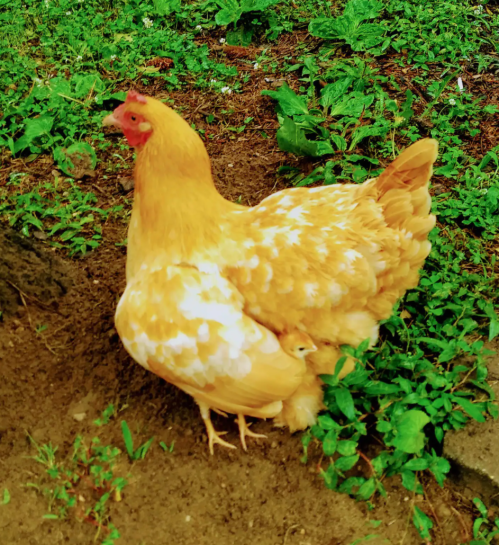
[253,62,259,70]
[44,0,49,7]
[221,86,232,94]
[474,5,483,14]
[449,98,456,106]
[195,25,202,30]
[76,55,83,61]
[219,38,226,44]
[143,17,153,28]
[210,78,217,84]
[66,11,71,15]
[110,54,116,61]
[34,77,43,87]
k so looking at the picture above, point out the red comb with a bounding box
[126,90,147,104]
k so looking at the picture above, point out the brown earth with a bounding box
[0,45,493,544]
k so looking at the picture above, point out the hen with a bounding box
[105,90,438,453]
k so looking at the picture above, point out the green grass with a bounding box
[2,0,499,541]
[0,173,124,254]
[25,405,160,545]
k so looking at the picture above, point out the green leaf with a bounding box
[335,454,360,472]
[137,437,155,460]
[356,477,376,500]
[2,489,10,505]
[330,135,347,151]
[349,121,389,150]
[401,470,423,494]
[337,440,358,456]
[153,0,181,15]
[73,73,105,99]
[14,116,54,153]
[320,78,354,108]
[216,3,243,26]
[317,414,340,430]
[390,410,430,454]
[428,455,450,487]
[338,476,365,494]
[344,0,383,21]
[323,430,338,456]
[403,458,429,471]
[335,388,356,421]
[364,382,401,395]
[330,93,374,118]
[262,84,309,117]
[453,397,486,423]
[275,117,320,157]
[121,421,134,459]
[226,25,254,46]
[473,497,488,518]
[489,319,499,342]
[412,506,433,540]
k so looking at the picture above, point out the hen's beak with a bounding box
[102,113,121,128]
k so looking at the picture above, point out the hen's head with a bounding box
[103,90,189,149]
[279,330,317,360]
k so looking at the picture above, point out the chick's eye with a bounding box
[298,347,306,351]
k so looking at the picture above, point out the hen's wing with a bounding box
[115,264,305,418]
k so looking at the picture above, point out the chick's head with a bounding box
[279,330,317,360]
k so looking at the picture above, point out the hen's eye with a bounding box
[131,115,137,122]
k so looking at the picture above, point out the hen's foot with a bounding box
[237,414,267,451]
[198,402,236,455]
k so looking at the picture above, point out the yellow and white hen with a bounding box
[105,90,438,453]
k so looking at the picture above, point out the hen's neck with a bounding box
[125,144,236,281]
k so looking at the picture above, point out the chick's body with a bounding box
[109,92,438,451]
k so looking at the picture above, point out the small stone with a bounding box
[185,515,191,522]
[404,496,409,501]
[248,520,254,529]
[78,495,85,502]
[33,230,48,241]
[93,280,99,284]
[119,177,135,192]
[73,412,86,422]
[271,441,278,449]
[228,164,234,167]
[300,529,305,535]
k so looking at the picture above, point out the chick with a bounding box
[274,330,324,432]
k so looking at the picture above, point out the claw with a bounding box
[198,402,237,455]
[237,414,267,451]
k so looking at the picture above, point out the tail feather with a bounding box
[375,139,439,196]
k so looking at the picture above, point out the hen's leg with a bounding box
[197,401,236,455]
[237,414,267,451]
